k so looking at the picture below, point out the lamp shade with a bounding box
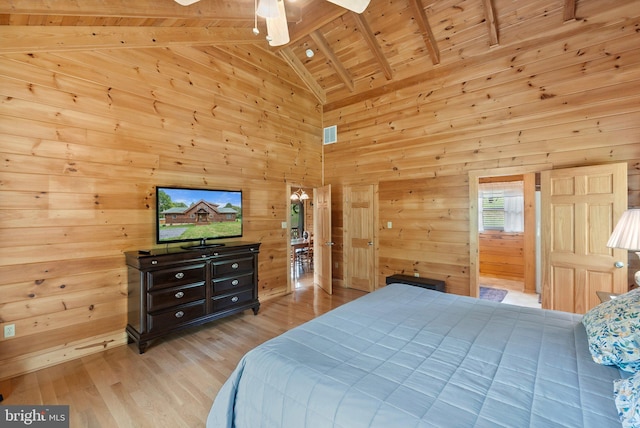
[607,209,640,250]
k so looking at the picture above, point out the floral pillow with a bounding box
[581,287,640,373]
[615,371,640,427]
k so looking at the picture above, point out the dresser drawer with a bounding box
[148,283,205,312]
[148,300,205,332]
[213,272,253,295]
[147,264,206,290]
[212,289,254,311]
[212,256,254,277]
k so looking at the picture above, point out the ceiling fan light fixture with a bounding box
[252,0,260,36]
[326,0,371,13]
[174,0,201,5]
[257,0,280,18]
[266,0,289,46]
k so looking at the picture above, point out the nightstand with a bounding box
[596,291,620,303]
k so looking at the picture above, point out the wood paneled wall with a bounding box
[323,0,640,295]
[1,0,640,381]
[0,46,322,379]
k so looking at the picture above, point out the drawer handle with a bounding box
[175,272,185,279]
[151,260,158,265]
[175,291,185,299]
[175,311,184,318]
[231,263,239,269]
[231,296,239,303]
[231,279,239,286]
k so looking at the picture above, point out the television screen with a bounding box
[156,186,243,246]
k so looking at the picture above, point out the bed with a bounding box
[207,283,638,427]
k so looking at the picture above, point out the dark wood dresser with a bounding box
[125,242,261,353]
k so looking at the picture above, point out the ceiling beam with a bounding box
[481,0,499,46]
[0,26,258,53]
[279,47,327,104]
[407,0,440,65]
[1,0,302,22]
[352,13,392,80]
[287,1,348,45]
[563,0,577,21]
[309,30,354,92]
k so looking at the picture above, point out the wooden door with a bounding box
[314,185,333,295]
[344,184,377,292]
[541,163,628,313]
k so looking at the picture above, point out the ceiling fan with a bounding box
[174,0,371,46]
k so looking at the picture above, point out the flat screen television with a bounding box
[156,186,243,248]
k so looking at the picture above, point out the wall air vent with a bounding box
[323,125,337,145]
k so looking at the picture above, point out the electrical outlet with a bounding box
[414,272,420,278]
[4,324,15,338]
[387,221,392,229]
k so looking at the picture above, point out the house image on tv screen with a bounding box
[162,200,237,225]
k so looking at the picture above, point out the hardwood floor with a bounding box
[479,276,541,309]
[0,275,366,428]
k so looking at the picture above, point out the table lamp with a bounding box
[607,209,640,287]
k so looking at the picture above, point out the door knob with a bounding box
[614,261,625,269]
[368,241,373,246]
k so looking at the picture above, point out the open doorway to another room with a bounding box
[477,174,541,309]
[290,187,314,289]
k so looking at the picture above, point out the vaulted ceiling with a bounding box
[1,0,580,106]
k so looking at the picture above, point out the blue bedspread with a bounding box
[207,284,622,427]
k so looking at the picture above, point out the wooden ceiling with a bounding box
[1,0,579,105]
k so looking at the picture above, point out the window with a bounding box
[478,181,524,232]
[482,194,505,230]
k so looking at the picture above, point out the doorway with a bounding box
[477,174,540,308]
[469,164,551,301]
[470,163,629,313]
[289,186,314,289]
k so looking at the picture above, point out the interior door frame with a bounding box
[286,182,312,294]
[468,164,552,298]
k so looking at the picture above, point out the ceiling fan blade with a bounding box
[174,0,201,5]
[326,0,371,13]
[266,0,289,46]
[257,0,280,18]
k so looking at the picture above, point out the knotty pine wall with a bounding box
[324,0,640,295]
[0,46,322,379]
